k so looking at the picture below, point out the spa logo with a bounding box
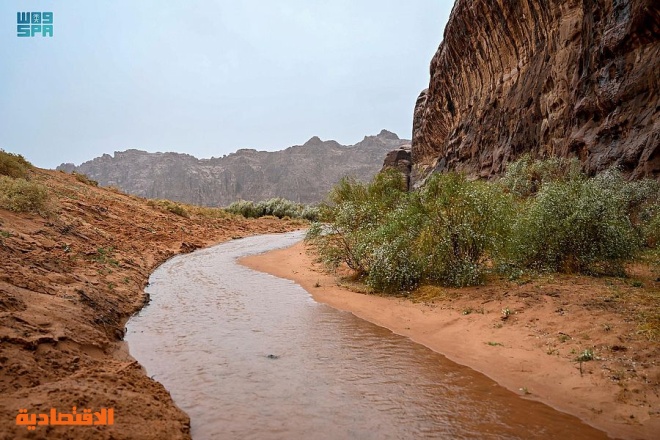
[17,12,54,37]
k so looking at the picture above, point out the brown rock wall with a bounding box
[412,0,659,181]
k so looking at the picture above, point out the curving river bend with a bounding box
[125,232,608,439]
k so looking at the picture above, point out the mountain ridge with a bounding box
[58,130,408,206]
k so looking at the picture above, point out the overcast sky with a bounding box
[0,1,453,169]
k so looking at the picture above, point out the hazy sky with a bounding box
[0,1,453,169]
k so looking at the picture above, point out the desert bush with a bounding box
[416,173,514,286]
[307,170,409,275]
[300,205,320,222]
[0,176,49,214]
[166,203,189,218]
[642,208,660,248]
[73,172,98,187]
[307,170,512,290]
[226,197,318,220]
[508,169,641,274]
[363,202,426,291]
[147,199,189,218]
[0,150,32,179]
[226,200,260,218]
[501,154,582,197]
[256,198,300,218]
[611,177,659,248]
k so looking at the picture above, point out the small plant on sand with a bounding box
[576,349,594,362]
[92,247,119,266]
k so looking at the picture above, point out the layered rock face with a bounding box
[58,130,408,206]
[412,0,659,182]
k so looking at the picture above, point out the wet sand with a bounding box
[241,241,660,440]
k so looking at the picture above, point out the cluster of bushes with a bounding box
[226,198,319,221]
[0,150,50,215]
[306,157,659,292]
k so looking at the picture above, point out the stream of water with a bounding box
[125,231,608,439]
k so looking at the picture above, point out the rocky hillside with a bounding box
[58,130,409,206]
[412,0,659,183]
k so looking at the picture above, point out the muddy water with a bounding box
[126,232,608,440]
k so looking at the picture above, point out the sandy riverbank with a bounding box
[241,241,659,440]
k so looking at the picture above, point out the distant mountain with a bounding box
[58,130,409,206]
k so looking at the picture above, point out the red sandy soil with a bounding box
[241,241,660,440]
[0,169,304,440]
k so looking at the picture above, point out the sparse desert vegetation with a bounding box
[227,197,320,221]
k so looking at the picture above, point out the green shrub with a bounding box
[226,200,260,218]
[307,170,512,290]
[307,171,410,277]
[0,176,49,214]
[416,173,514,286]
[226,197,318,220]
[300,205,320,222]
[614,177,659,248]
[363,202,426,291]
[0,150,32,179]
[508,169,641,274]
[501,154,582,197]
[642,208,660,248]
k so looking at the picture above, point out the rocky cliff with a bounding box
[58,130,409,206]
[412,0,659,182]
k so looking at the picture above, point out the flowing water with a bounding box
[125,232,609,439]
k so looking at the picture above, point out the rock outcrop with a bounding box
[58,130,409,206]
[412,0,659,182]
[382,145,412,189]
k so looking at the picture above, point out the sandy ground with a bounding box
[0,169,304,440]
[241,241,660,440]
